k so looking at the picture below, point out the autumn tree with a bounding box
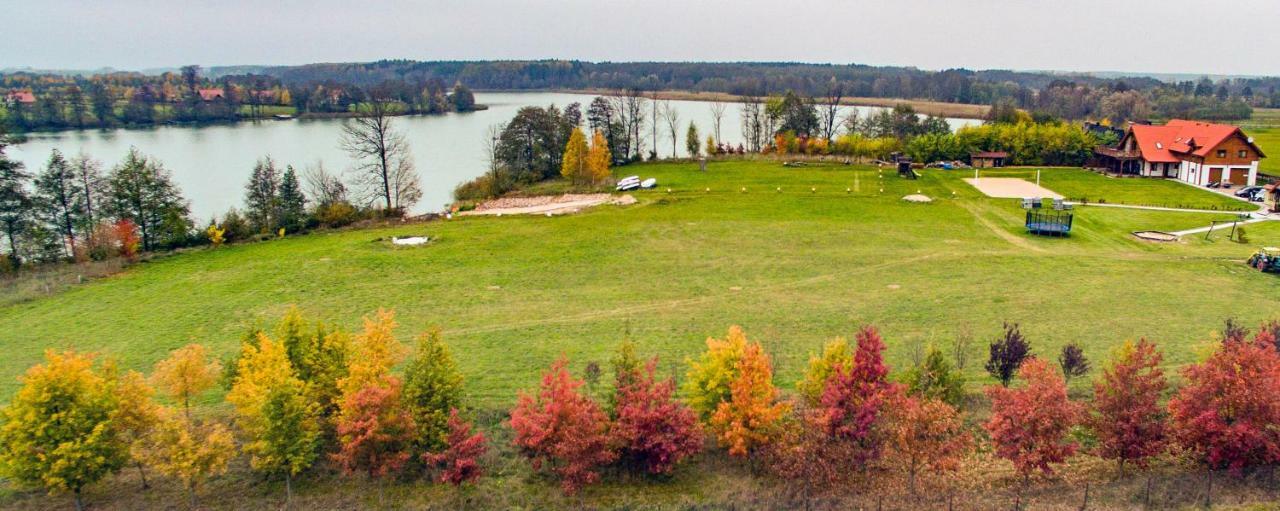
[106,148,191,252]
[796,337,852,406]
[340,309,407,397]
[1058,342,1091,384]
[274,307,350,421]
[587,130,611,184]
[423,408,488,486]
[152,343,222,420]
[684,325,751,419]
[612,358,703,474]
[1168,331,1280,475]
[113,369,162,490]
[817,325,899,465]
[686,122,701,157]
[0,351,127,511]
[1090,338,1167,475]
[986,321,1031,386]
[710,342,789,457]
[255,383,321,504]
[560,127,590,185]
[904,344,965,407]
[985,357,1080,480]
[333,377,417,482]
[765,410,850,505]
[509,358,616,494]
[140,409,236,510]
[403,327,465,455]
[885,395,972,498]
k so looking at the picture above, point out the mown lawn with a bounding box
[976,166,1256,211]
[1,161,1277,408]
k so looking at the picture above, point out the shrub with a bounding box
[684,325,751,419]
[985,358,1080,478]
[986,322,1031,386]
[509,358,616,495]
[904,345,965,407]
[613,358,702,474]
[796,337,852,406]
[1090,338,1167,475]
[1058,342,1091,384]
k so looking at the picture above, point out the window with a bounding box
[1217,149,1227,158]
[1240,150,1249,158]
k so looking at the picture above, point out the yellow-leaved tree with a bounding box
[112,368,163,490]
[796,337,853,406]
[340,309,407,396]
[143,344,236,509]
[684,325,751,419]
[151,344,221,420]
[560,127,590,185]
[0,350,128,511]
[227,332,298,431]
[587,130,611,184]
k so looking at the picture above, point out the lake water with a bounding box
[9,92,978,219]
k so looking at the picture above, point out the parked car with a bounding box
[1207,181,1223,188]
[1250,190,1266,202]
[1236,186,1263,198]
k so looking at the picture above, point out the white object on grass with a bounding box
[392,236,429,246]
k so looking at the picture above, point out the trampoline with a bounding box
[1026,209,1073,236]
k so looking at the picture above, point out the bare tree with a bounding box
[740,96,765,152]
[340,100,421,211]
[709,100,727,144]
[660,101,680,158]
[650,91,660,160]
[819,78,845,142]
[611,89,647,161]
[483,123,505,197]
[303,161,347,206]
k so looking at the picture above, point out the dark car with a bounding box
[1236,186,1264,198]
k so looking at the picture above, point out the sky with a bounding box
[5,0,1280,77]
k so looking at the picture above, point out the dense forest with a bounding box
[0,64,479,132]
[3,60,1275,134]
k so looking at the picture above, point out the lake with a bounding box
[8,92,979,219]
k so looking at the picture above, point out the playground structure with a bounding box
[1247,247,1280,273]
[890,152,918,179]
[1023,197,1074,236]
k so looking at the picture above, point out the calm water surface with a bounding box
[10,92,977,219]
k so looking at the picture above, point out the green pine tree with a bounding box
[402,328,464,454]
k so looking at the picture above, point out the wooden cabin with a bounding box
[1093,120,1266,187]
[970,151,1009,168]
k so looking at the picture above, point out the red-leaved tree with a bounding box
[612,358,703,474]
[1090,338,1167,475]
[423,408,487,486]
[818,325,900,466]
[332,376,417,481]
[985,357,1080,480]
[509,358,617,495]
[1169,330,1280,475]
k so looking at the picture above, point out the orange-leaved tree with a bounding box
[985,357,1080,480]
[1169,329,1280,475]
[339,309,407,397]
[1090,338,1167,476]
[509,357,616,495]
[710,341,789,458]
[684,325,751,419]
[332,376,416,481]
[885,394,972,498]
[612,357,702,474]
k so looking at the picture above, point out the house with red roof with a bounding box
[4,90,36,105]
[197,88,225,101]
[1094,120,1266,187]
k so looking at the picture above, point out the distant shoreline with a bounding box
[479,88,990,119]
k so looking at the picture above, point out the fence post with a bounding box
[1079,482,1089,510]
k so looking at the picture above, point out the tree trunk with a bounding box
[137,461,150,490]
[74,487,84,511]
[285,472,292,509]
[1080,481,1089,510]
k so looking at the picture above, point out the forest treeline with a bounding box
[0,64,478,132]
[3,60,1273,133]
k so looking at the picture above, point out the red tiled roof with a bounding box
[6,90,35,103]
[1127,120,1265,162]
[197,88,224,101]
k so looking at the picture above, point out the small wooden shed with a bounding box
[970,151,1009,168]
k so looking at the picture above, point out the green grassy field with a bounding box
[1,162,1276,408]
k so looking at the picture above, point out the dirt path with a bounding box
[460,194,636,216]
[957,201,1048,253]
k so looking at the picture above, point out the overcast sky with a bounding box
[6,0,1279,76]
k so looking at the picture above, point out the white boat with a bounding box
[616,176,641,191]
[640,178,657,189]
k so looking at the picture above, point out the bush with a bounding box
[315,201,360,228]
